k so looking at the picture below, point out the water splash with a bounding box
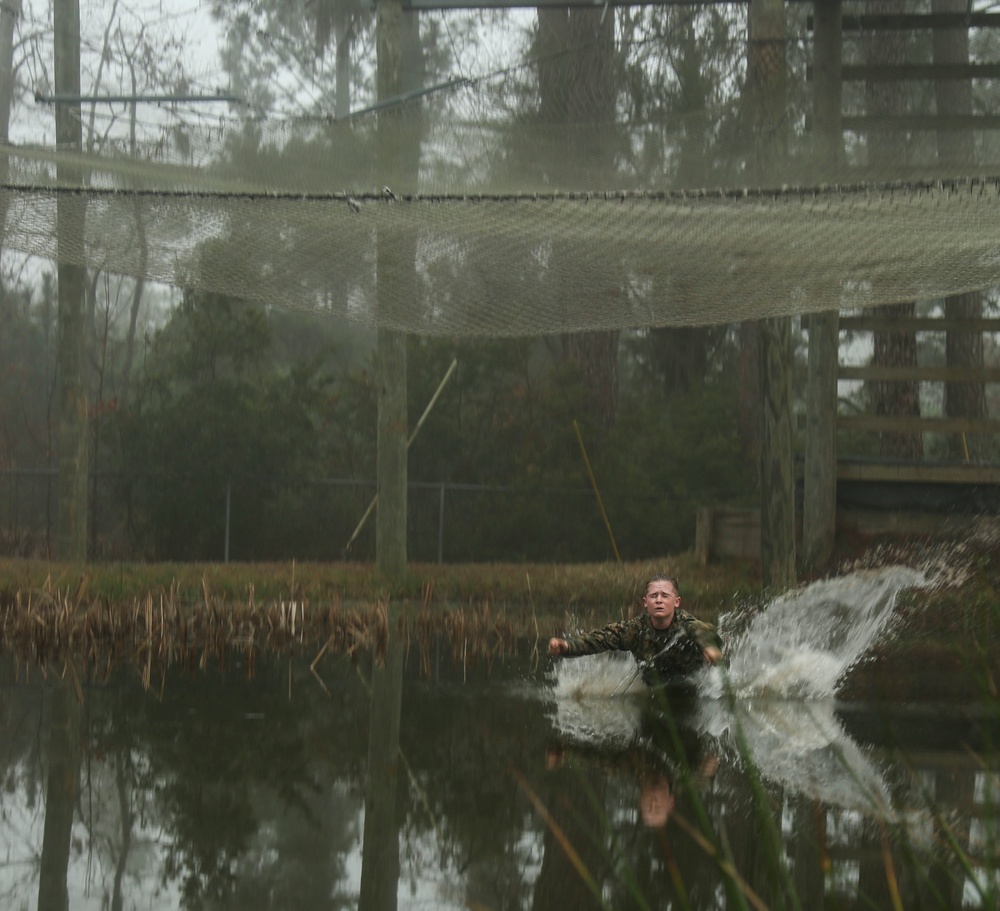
[546,652,646,748]
[699,567,927,814]
[718,565,927,700]
[545,566,929,812]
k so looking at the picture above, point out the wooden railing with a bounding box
[836,314,1000,484]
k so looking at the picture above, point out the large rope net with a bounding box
[3,1,1000,335]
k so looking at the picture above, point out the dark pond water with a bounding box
[1,567,997,911]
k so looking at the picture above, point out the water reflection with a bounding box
[359,607,405,911]
[0,568,995,910]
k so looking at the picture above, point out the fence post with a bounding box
[437,483,445,564]
[224,479,231,564]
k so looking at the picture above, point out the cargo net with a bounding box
[3,1,1000,336]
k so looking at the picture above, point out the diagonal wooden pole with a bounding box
[344,358,458,557]
[572,419,621,563]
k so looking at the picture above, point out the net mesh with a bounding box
[3,1,1000,335]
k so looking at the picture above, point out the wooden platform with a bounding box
[835,459,1000,485]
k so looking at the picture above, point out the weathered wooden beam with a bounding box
[839,365,1000,382]
[838,414,1000,434]
[815,12,1000,32]
[836,462,1000,483]
[840,316,1000,333]
[811,63,1000,81]
[843,113,1000,130]
[372,0,758,8]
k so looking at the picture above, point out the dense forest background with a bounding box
[0,278,763,562]
[0,2,998,563]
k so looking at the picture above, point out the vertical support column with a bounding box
[748,0,795,592]
[803,310,839,570]
[760,316,796,590]
[375,0,407,583]
[54,0,88,561]
[803,0,842,571]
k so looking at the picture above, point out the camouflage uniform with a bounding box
[562,609,723,686]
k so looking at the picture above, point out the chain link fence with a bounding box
[1,470,710,564]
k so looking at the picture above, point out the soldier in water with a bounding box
[547,574,723,686]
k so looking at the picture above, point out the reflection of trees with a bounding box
[530,765,608,911]
[139,662,364,909]
[82,658,370,910]
[392,659,554,910]
[110,748,132,911]
[3,650,994,910]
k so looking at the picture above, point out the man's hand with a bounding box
[548,637,569,656]
[703,645,722,665]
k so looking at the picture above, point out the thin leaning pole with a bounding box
[343,358,459,557]
[572,419,621,563]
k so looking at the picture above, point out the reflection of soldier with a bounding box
[548,575,723,686]
[638,773,674,828]
[545,714,719,829]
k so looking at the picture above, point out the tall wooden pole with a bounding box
[54,0,88,561]
[803,0,842,572]
[375,0,408,582]
[934,0,986,461]
[748,0,795,592]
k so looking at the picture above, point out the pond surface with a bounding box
[0,567,997,911]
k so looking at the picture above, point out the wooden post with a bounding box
[54,0,88,561]
[803,310,839,571]
[375,0,408,582]
[749,0,795,592]
[812,0,843,175]
[760,316,796,590]
[803,0,842,572]
[934,0,987,461]
[694,506,714,565]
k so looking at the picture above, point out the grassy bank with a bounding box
[0,553,760,622]
[1,529,997,699]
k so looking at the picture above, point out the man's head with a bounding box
[643,575,680,629]
[639,773,675,828]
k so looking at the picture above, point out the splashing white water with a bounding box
[718,565,927,699]
[546,652,647,748]
[546,566,929,812]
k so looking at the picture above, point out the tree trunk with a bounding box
[54,0,88,561]
[738,321,761,468]
[539,8,621,428]
[121,66,147,400]
[0,0,21,254]
[561,331,619,428]
[872,302,922,459]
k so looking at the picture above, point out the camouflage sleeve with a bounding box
[562,618,638,656]
[684,615,723,653]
